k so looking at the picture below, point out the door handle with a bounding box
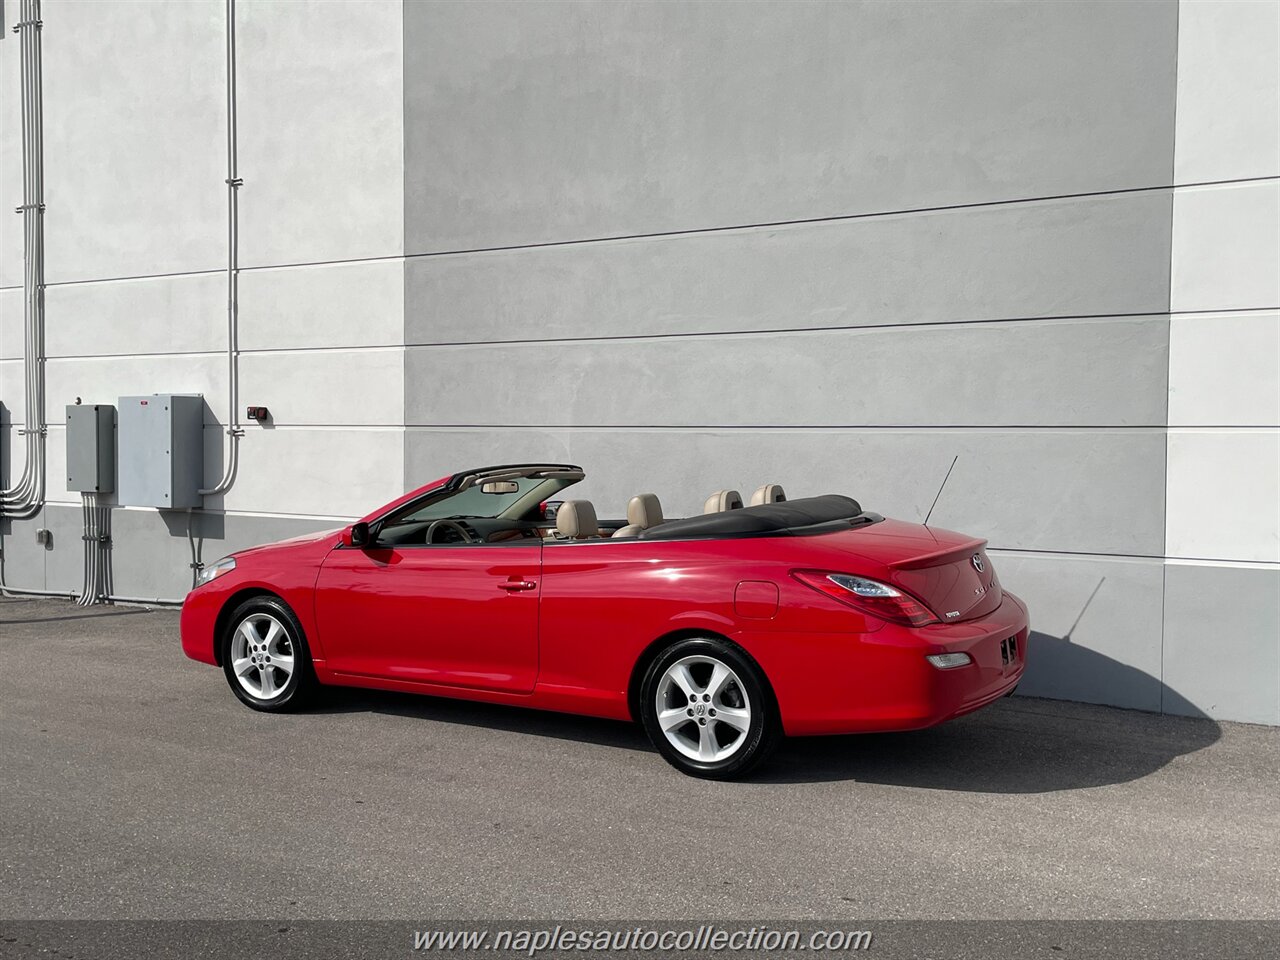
[499,579,537,592]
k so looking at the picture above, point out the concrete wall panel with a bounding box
[406,192,1173,345]
[0,289,21,361]
[213,426,403,519]
[0,24,23,288]
[42,423,68,507]
[236,0,403,267]
[403,426,1165,556]
[1174,0,1280,184]
[43,356,222,424]
[0,508,53,592]
[1161,562,1280,725]
[239,348,402,427]
[39,492,83,591]
[0,362,21,429]
[40,0,225,282]
[1165,429,1280,563]
[238,260,404,351]
[404,0,1178,251]
[43,274,224,359]
[1168,311,1280,426]
[405,316,1169,428]
[1170,180,1280,313]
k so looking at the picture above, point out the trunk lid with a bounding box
[813,519,1003,622]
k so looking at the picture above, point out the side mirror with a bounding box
[348,521,372,548]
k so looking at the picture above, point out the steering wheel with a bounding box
[425,518,478,544]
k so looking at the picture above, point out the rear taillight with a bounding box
[791,570,940,626]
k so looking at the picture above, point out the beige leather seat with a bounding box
[612,493,664,538]
[555,500,599,540]
[750,483,787,506]
[703,489,744,514]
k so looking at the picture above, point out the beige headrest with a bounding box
[556,500,598,539]
[627,493,663,528]
[703,489,744,514]
[750,483,787,506]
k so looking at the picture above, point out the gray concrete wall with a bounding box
[2,0,1276,723]
[400,0,1276,724]
[1,0,405,600]
[1161,0,1279,724]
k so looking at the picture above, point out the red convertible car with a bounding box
[181,463,1028,778]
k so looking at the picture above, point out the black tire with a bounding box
[639,637,780,780]
[220,595,317,712]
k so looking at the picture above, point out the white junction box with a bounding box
[117,394,205,509]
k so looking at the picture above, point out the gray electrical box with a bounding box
[66,403,115,493]
[117,394,205,509]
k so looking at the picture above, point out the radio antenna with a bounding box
[923,455,958,528]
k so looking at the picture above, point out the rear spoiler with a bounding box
[890,538,987,570]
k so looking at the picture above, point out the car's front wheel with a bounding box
[640,637,780,779]
[221,596,316,712]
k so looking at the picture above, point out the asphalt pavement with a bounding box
[1,596,1277,957]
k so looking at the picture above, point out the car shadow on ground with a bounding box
[755,698,1221,791]
[313,684,1220,794]
[317,686,653,754]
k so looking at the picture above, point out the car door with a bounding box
[314,540,542,693]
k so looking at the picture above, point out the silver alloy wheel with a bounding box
[229,613,295,701]
[654,654,753,763]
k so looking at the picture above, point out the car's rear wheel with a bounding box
[640,637,780,779]
[221,596,316,712]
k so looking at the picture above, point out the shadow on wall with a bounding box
[1021,629,1209,716]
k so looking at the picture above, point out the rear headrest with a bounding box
[556,500,598,539]
[750,483,787,506]
[627,493,663,528]
[703,489,744,514]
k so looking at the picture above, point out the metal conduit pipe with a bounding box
[1,0,46,520]
[200,0,244,497]
[75,493,110,606]
[77,494,94,606]
[5,0,42,509]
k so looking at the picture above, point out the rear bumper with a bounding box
[750,591,1030,736]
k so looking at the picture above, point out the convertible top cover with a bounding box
[638,494,864,540]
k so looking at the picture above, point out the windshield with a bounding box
[381,476,578,527]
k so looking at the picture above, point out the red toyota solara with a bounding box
[181,462,1028,779]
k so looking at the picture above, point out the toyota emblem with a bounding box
[971,553,985,574]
